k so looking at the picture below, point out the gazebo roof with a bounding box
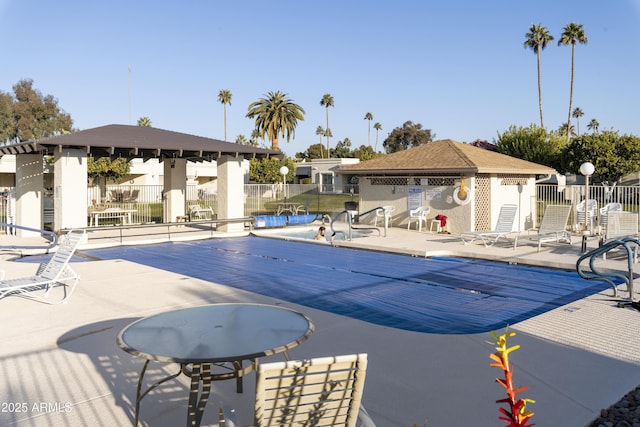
[0,124,282,161]
[338,139,556,175]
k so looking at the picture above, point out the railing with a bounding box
[329,207,383,241]
[576,237,639,301]
[0,223,58,251]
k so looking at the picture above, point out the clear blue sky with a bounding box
[1,0,639,157]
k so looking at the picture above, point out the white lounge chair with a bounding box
[460,204,517,247]
[189,204,214,220]
[219,353,375,427]
[407,206,430,232]
[515,204,572,252]
[0,229,86,304]
[602,211,639,261]
[576,199,598,231]
[599,202,622,233]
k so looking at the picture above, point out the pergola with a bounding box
[0,124,282,235]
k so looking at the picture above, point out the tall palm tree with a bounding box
[587,118,599,134]
[373,122,382,151]
[364,112,373,145]
[320,94,334,158]
[218,89,232,141]
[246,91,305,152]
[324,128,333,157]
[558,22,588,142]
[572,107,584,135]
[315,125,325,157]
[523,24,554,128]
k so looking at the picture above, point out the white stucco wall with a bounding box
[53,149,88,231]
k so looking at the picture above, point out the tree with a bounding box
[587,118,599,134]
[249,157,295,183]
[572,107,583,135]
[558,22,588,142]
[352,144,379,161]
[296,143,326,160]
[373,122,382,151]
[0,91,15,144]
[11,79,72,142]
[250,128,261,147]
[557,122,575,140]
[137,116,152,127]
[87,157,131,183]
[382,121,434,153]
[218,89,232,141]
[235,134,248,145]
[364,112,373,145]
[246,91,305,152]
[560,131,640,183]
[333,138,352,158]
[324,128,333,155]
[524,24,554,128]
[495,124,566,170]
[320,93,334,157]
[315,125,325,158]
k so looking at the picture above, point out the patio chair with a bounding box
[515,204,572,252]
[407,206,430,232]
[0,229,86,304]
[576,199,598,231]
[219,353,376,427]
[602,211,639,260]
[599,202,622,232]
[460,204,517,247]
[189,204,214,220]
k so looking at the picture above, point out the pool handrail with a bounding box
[0,223,58,251]
[330,207,384,241]
[576,236,640,300]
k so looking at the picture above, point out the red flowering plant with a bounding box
[489,329,535,427]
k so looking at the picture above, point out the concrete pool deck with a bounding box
[0,227,639,426]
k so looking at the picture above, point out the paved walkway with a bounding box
[0,226,638,426]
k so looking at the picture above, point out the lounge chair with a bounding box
[0,229,86,304]
[219,353,376,427]
[602,211,639,260]
[407,206,430,232]
[515,204,572,252]
[189,204,214,220]
[460,204,517,247]
[599,202,622,233]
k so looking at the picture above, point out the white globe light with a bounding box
[279,166,289,175]
[579,162,595,176]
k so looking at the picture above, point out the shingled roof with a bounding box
[0,124,282,161]
[338,139,555,175]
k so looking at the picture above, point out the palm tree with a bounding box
[250,128,261,146]
[524,24,554,128]
[587,118,599,134]
[246,91,305,152]
[315,125,325,157]
[137,116,152,127]
[324,128,333,157]
[572,107,584,135]
[373,122,382,151]
[558,122,575,139]
[320,94,334,157]
[558,22,588,142]
[235,134,248,145]
[364,112,373,145]
[218,89,232,141]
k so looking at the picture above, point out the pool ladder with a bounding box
[576,237,640,302]
[329,206,386,241]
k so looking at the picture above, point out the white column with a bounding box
[162,158,187,223]
[54,149,88,231]
[15,154,44,237]
[217,155,245,232]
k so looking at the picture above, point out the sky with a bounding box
[1,0,639,158]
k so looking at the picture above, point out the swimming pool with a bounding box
[72,236,612,334]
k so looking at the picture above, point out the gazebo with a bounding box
[0,124,281,235]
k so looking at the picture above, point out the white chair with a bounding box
[603,211,639,261]
[219,353,375,427]
[460,204,518,247]
[0,229,86,304]
[576,199,597,231]
[407,206,430,232]
[189,204,214,220]
[515,205,572,252]
[599,202,622,233]
[374,206,395,227]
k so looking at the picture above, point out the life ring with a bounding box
[452,179,472,205]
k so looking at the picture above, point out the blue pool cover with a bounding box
[76,236,610,334]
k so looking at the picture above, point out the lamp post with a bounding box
[580,161,595,237]
[279,166,289,200]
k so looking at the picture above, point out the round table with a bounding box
[117,303,314,427]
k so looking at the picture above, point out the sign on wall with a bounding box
[408,187,422,210]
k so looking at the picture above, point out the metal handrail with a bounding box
[576,237,640,300]
[329,207,384,241]
[0,223,58,251]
